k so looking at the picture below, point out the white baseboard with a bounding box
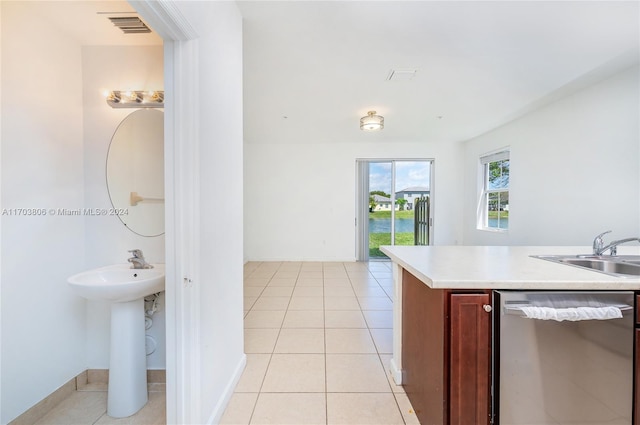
[243,257,358,263]
[205,353,247,425]
[389,357,403,385]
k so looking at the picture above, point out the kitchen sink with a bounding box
[532,255,640,277]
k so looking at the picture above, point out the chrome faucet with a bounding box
[592,231,640,256]
[127,249,153,269]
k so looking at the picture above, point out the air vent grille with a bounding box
[387,69,417,81]
[108,16,151,34]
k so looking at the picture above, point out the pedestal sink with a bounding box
[68,264,165,418]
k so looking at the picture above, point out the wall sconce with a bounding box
[360,110,384,131]
[106,90,164,108]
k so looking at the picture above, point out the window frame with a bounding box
[478,149,510,232]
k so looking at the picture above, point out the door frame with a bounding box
[130,2,199,423]
[356,158,435,261]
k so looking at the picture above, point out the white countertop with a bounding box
[380,245,640,290]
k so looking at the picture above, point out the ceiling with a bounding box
[28,1,639,146]
[238,1,639,145]
[28,0,162,46]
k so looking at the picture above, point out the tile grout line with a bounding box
[323,265,329,425]
[353,262,408,424]
[245,262,298,425]
[241,261,400,425]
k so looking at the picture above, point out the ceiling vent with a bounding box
[108,16,151,34]
[387,69,417,81]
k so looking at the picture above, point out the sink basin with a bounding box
[557,258,640,276]
[532,255,640,277]
[68,263,165,417]
[68,264,164,303]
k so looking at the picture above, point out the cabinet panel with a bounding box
[402,269,492,425]
[449,293,491,425]
[636,329,640,425]
[402,269,447,425]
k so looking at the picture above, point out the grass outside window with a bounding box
[369,210,415,257]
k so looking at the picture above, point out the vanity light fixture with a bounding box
[106,90,164,109]
[360,110,384,131]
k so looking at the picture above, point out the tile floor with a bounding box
[30,388,165,425]
[25,261,416,425]
[220,261,418,425]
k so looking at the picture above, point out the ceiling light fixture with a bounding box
[360,111,384,131]
[105,90,164,108]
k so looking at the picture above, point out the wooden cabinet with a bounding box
[402,269,447,424]
[402,269,491,425]
[635,329,639,425]
[635,295,640,425]
[449,293,491,425]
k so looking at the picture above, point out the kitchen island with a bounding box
[380,245,640,425]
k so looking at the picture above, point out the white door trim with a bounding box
[129,2,200,423]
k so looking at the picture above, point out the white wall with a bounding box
[244,141,464,262]
[169,2,245,423]
[1,7,167,421]
[81,45,165,369]
[462,65,640,246]
[0,3,85,422]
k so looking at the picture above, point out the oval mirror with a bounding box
[106,109,164,237]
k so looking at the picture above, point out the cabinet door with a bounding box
[449,293,491,425]
[635,329,639,425]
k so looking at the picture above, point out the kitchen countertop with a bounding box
[380,245,640,290]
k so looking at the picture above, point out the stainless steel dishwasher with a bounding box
[493,290,634,425]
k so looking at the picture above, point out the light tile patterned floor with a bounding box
[31,390,165,425]
[220,261,419,425]
[25,261,416,425]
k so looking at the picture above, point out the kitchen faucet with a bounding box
[127,249,153,269]
[592,231,640,256]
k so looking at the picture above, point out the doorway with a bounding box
[356,159,434,261]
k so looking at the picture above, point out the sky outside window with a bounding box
[369,161,430,193]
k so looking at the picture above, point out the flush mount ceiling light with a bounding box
[360,111,384,131]
[105,90,164,108]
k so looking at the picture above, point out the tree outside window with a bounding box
[480,151,509,230]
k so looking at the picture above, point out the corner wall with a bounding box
[0,3,85,422]
[462,65,640,246]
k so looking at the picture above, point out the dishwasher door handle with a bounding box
[504,304,632,317]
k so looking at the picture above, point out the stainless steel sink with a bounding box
[532,255,640,277]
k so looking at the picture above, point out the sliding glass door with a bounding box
[356,159,433,261]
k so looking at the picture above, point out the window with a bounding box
[479,150,509,231]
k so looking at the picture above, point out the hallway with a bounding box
[220,261,418,424]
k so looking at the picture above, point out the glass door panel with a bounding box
[394,161,431,246]
[368,162,392,259]
[360,159,433,261]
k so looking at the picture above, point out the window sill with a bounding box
[478,227,508,233]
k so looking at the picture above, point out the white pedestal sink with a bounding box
[68,264,165,418]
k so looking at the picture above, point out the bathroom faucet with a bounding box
[127,249,153,269]
[592,231,640,256]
